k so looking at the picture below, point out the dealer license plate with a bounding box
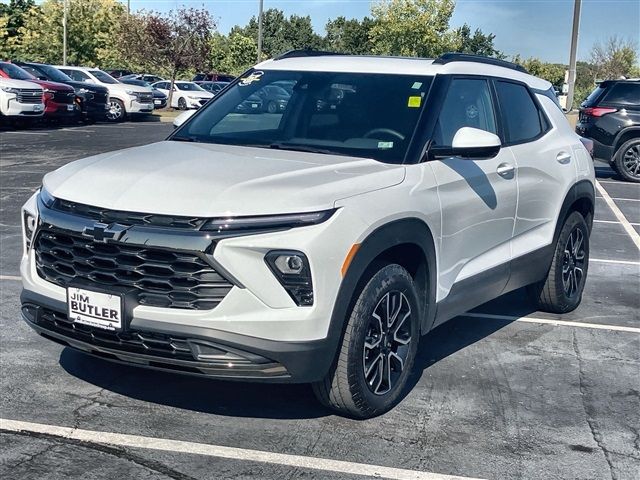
[154,100,162,105]
[66,104,75,111]
[67,287,122,331]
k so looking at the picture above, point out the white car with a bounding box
[21,53,595,418]
[56,66,154,121]
[0,77,45,119]
[151,80,213,109]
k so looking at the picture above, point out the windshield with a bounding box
[172,70,433,164]
[176,82,205,91]
[91,70,119,84]
[0,62,34,81]
[34,64,72,83]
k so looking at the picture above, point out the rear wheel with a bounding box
[527,211,590,313]
[106,99,125,122]
[312,264,419,418]
[614,138,640,183]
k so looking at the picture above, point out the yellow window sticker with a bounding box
[408,96,422,108]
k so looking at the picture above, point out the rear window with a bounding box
[602,83,640,105]
[582,86,605,106]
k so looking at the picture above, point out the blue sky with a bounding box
[126,1,636,63]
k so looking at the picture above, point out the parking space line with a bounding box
[0,419,482,480]
[597,180,639,186]
[0,275,21,281]
[595,181,640,250]
[463,313,640,334]
[590,258,639,266]
[594,220,640,226]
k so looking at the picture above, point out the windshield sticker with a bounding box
[407,96,422,108]
[239,71,264,86]
[411,82,422,89]
[378,141,394,149]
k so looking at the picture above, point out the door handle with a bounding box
[556,151,572,164]
[496,163,515,178]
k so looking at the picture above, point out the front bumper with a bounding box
[3,98,45,116]
[128,99,154,114]
[44,101,78,118]
[21,291,336,383]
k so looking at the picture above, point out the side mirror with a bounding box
[173,109,196,129]
[430,127,501,159]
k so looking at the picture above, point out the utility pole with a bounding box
[62,0,68,65]
[257,0,264,63]
[127,0,130,15]
[566,0,582,111]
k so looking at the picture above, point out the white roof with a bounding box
[54,65,101,72]
[256,55,551,91]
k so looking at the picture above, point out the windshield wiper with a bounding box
[269,142,335,155]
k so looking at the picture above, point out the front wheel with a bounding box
[313,264,419,418]
[527,211,590,313]
[178,97,188,110]
[613,138,640,183]
[106,99,125,122]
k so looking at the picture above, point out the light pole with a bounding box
[566,0,582,111]
[62,0,68,65]
[257,0,264,63]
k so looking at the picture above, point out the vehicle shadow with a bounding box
[59,288,537,420]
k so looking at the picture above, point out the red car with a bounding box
[0,61,77,120]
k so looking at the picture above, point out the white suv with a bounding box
[0,77,45,119]
[21,53,595,418]
[56,66,154,121]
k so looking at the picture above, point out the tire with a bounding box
[527,211,590,313]
[266,101,277,114]
[613,138,640,183]
[106,99,125,122]
[312,264,420,419]
[178,97,188,110]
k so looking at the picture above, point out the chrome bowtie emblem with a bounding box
[82,222,129,243]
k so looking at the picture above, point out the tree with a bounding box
[369,0,455,57]
[210,31,257,75]
[590,36,639,80]
[118,7,216,105]
[450,24,502,58]
[325,16,375,54]
[0,0,36,58]
[238,9,325,58]
[13,0,125,66]
[513,56,566,88]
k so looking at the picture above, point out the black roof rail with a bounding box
[433,53,529,74]
[273,49,346,61]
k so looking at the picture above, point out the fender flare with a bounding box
[613,126,640,154]
[326,218,438,356]
[553,179,595,243]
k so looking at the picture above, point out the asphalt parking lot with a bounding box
[1,122,638,480]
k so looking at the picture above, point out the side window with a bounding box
[433,78,496,147]
[495,81,544,144]
[602,83,640,105]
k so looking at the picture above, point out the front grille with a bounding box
[33,307,195,361]
[17,89,43,104]
[52,198,207,229]
[137,93,153,103]
[53,91,75,104]
[34,225,233,310]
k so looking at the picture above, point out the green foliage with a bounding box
[513,56,566,87]
[369,0,455,57]
[450,24,502,58]
[325,16,375,54]
[12,0,125,66]
[210,31,257,75]
[0,0,36,58]
[590,36,638,80]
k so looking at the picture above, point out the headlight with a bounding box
[23,210,37,252]
[200,210,335,234]
[43,88,55,94]
[265,250,313,306]
[0,86,19,94]
[77,88,90,94]
[39,186,56,208]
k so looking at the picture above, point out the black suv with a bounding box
[576,80,640,182]
[16,61,109,123]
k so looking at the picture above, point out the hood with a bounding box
[110,82,152,94]
[31,79,75,92]
[0,77,43,90]
[43,141,405,217]
[63,80,109,94]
